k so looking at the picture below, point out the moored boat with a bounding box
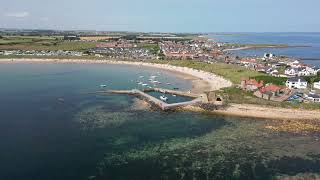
[160,95,168,101]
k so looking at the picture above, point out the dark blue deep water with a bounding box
[208,32,320,67]
[1,63,320,180]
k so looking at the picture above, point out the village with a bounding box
[238,54,320,104]
[1,32,320,104]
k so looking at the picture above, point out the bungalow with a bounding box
[305,66,320,75]
[314,81,320,89]
[284,68,298,76]
[253,84,282,100]
[286,77,308,89]
[289,60,302,68]
[297,68,312,76]
[305,93,320,103]
[240,78,264,91]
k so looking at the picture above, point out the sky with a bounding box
[1,0,320,32]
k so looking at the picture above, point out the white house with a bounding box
[297,68,311,76]
[285,67,315,77]
[286,77,308,89]
[284,68,298,76]
[305,93,320,103]
[314,81,320,89]
[264,53,275,59]
[305,66,320,76]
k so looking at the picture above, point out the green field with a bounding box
[151,60,264,83]
[0,36,96,51]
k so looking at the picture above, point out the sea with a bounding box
[208,32,320,67]
[0,62,320,180]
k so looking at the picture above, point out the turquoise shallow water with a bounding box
[1,63,320,180]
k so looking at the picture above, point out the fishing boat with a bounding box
[160,95,168,102]
[100,84,107,88]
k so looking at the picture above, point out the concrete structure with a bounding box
[101,88,208,111]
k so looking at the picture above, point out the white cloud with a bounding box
[4,12,30,18]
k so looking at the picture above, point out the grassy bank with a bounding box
[151,60,263,84]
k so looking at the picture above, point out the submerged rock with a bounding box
[75,105,136,130]
[130,98,151,111]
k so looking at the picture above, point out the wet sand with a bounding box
[212,104,320,120]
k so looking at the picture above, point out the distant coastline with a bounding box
[223,45,311,52]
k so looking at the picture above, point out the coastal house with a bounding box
[284,68,298,76]
[314,81,320,89]
[305,93,320,103]
[286,77,308,89]
[264,53,275,59]
[253,84,282,100]
[289,60,302,68]
[240,78,264,91]
[284,67,313,77]
[305,66,320,75]
[268,69,280,77]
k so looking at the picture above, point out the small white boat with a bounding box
[150,75,157,79]
[166,83,171,85]
[100,84,107,88]
[139,76,144,78]
[160,95,168,102]
[138,82,143,85]
[142,83,148,86]
[172,94,177,97]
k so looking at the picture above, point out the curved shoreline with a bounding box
[0,58,233,92]
[1,58,320,120]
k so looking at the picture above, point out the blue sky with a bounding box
[1,0,319,32]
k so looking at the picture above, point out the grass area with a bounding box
[221,87,320,110]
[252,76,287,85]
[0,41,96,51]
[0,55,105,60]
[136,43,158,49]
[151,60,264,84]
[0,35,95,51]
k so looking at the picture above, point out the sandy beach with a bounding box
[213,103,320,120]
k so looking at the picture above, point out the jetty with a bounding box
[98,88,208,111]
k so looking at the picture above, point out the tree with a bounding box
[0,35,3,39]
